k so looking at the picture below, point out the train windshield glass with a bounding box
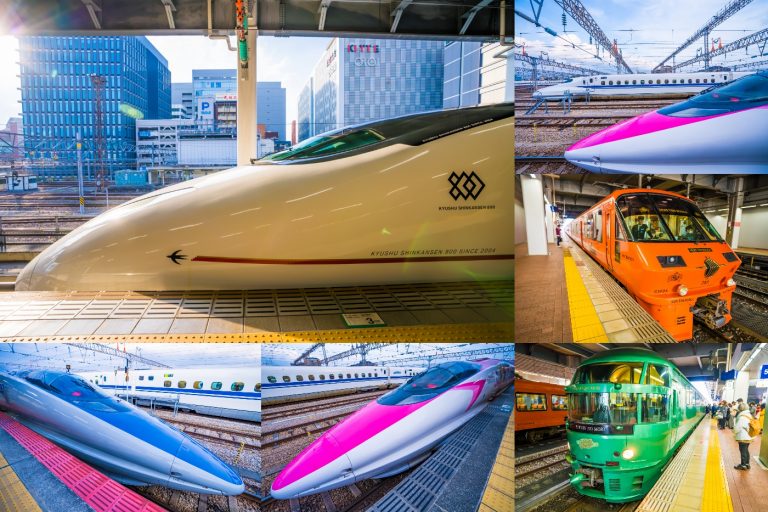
[616,193,722,242]
[25,371,130,412]
[261,129,386,161]
[377,361,481,406]
[659,72,768,117]
[572,363,644,384]
[568,392,637,425]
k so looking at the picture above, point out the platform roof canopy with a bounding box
[1,0,511,40]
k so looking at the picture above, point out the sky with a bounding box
[0,34,332,130]
[263,343,514,367]
[515,0,768,74]
[0,343,260,371]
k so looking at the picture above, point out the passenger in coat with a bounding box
[734,402,754,470]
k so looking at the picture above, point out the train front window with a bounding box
[516,392,547,411]
[616,193,722,242]
[660,72,768,117]
[572,363,643,384]
[25,371,131,412]
[645,364,670,387]
[568,392,638,425]
[642,393,669,423]
[377,361,481,406]
[261,129,385,161]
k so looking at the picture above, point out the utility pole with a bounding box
[76,132,84,214]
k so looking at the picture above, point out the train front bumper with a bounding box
[569,458,661,503]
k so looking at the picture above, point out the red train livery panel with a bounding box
[515,379,567,442]
[567,189,740,341]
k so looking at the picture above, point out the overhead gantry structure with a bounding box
[515,52,604,80]
[3,0,511,166]
[672,27,768,72]
[653,0,754,72]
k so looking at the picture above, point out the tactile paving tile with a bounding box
[568,242,675,342]
[368,410,495,512]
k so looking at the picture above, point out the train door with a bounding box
[604,205,614,272]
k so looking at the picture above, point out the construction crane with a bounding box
[90,74,106,191]
[653,0,754,72]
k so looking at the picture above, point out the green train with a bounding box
[565,348,707,502]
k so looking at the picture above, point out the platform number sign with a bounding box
[342,313,386,328]
[760,364,768,380]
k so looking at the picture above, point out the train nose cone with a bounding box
[171,439,245,495]
[14,259,36,291]
[271,432,356,499]
[564,145,603,172]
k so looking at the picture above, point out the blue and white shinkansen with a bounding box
[533,71,751,100]
[81,368,259,422]
[262,366,424,403]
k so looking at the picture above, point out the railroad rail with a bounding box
[261,410,354,447]
[516,116,631,128]
[515,445,570,479]
[263,391,383,421]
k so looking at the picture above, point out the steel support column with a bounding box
[237,19,258,166]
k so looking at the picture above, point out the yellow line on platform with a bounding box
[0,322,513,342]
[0,453,42,512]
[563,249,608,342]
[702,420,733,512]
[479,411,514,512]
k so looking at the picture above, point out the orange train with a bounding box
[515,379,568,443]
[567,189,740,341]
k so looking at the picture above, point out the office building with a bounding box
[18,36,171,176]
[297,38,444,141]
[443,42,512,108]
[172,82,193,119]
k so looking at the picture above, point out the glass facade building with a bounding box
[298,38,444,141]
[443,42,513,108]
[18,36,171,176]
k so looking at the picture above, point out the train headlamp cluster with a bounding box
[726,278,736,287]
[621,448,635,460]
[678,285,688,297]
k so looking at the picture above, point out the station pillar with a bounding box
[521,175,549,255]
[726,177,744,249]
[733,370,750,402]
[237,18,258,166]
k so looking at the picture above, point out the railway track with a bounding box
[516,444,570,479]
[263,391,383,421]
[516,116,631,128]
[261,410,354,447]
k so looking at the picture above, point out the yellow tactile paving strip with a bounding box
[478,410,514,512]
[637,419,732,512]
[0,322,513,342]
[563,249,608,342]
[0,453,42,512]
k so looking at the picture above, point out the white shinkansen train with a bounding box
[80,368,260,422]
[261,366,424,404]
[533,71,751,100]
[15,103,513,292]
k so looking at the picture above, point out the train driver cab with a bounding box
[21,370,131,411]
[377,361,481,406]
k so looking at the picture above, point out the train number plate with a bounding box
[342,313,386,328]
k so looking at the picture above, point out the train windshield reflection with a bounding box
[616,193,723,242]
[24,371,130,412]
[568,392,638,425]
[377,361,480,406]
[572,363,644,384]
[659,72,768,117]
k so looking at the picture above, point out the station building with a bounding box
[297,38,444,141]
[18,36,171,176]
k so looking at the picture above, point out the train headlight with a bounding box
[678,285,688,297]
[622,449,635,460]
[726,278,736,287]
[657,255,686,268]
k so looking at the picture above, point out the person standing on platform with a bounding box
[734,402,754,470]
[555,224,562,247]
[717,401,727,429]
[759,403,765,434]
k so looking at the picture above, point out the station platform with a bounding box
[515,239,674,343]
[368,386,513,512]
[0,280,512,342]
[0,412,164,512]
[638,417,767,512]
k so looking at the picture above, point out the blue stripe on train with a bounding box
[99,384,261,400]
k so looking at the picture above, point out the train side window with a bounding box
[552,395,568,410]
[608,80,613,85]
[255,384,261,391]
[615,215,626,240]
[585,213,594,239]
[231,382,244,392]
[283,376,291,383]
[695,78,700,83]
[193,381,204,389]
[178,380,187,389]
[632,80,637,85]
[516,392,547,411]
[339,374,344,379]
[664,79,668,84]
[163,380,172,387]
[267,376,276,383]
[347,373,352,379]
[640,80,645,84]
[296,375,304,382]
[672,79,676,84]
[642,393,669,423]
[139,376,144,381]
[354,373,359,378]
[594,209,603,242]
[329,374,335,380]
[723,75,727,80]
[308,375,316,381]
[601,81,605,85]
[211,382,223,390]
[148,376,154,381]
[688,79,692,83]
[624,80,629,85]
[319,374,325,380]
[645,364,670,387]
